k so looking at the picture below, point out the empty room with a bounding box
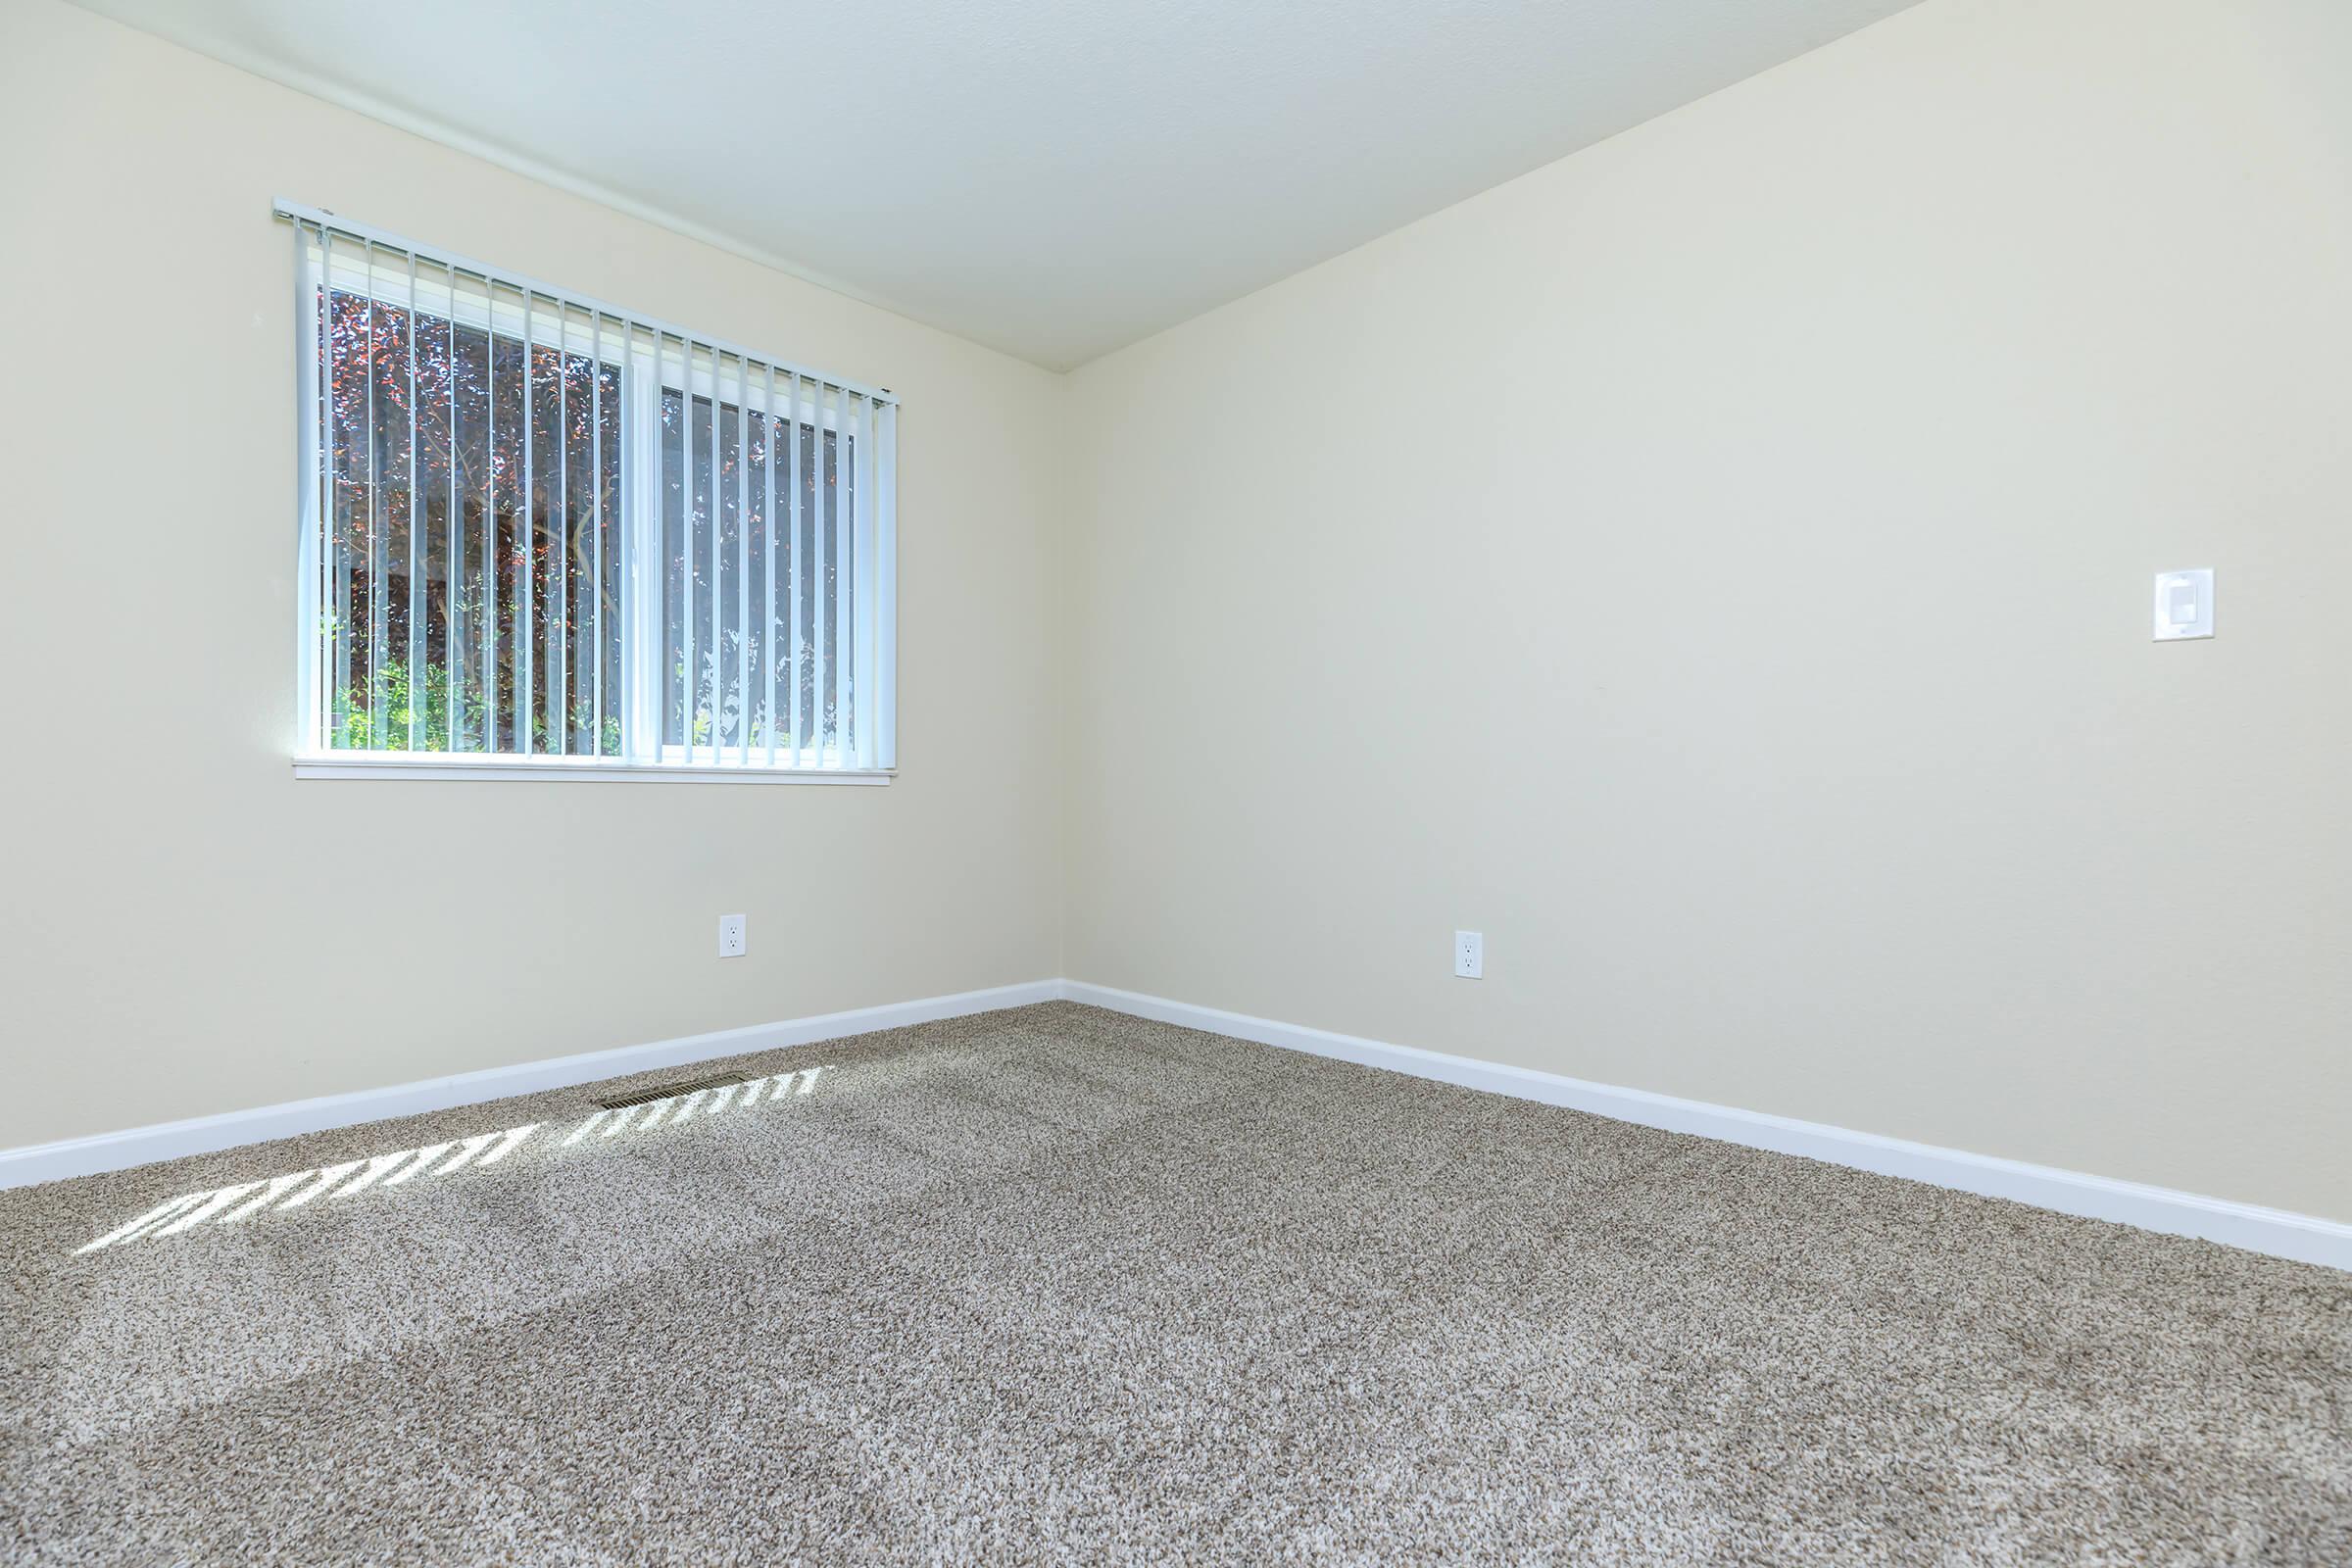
[2,0,2347,1561]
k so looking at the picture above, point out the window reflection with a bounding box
[74,1066,828,1255]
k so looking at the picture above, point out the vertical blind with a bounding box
[282,201,897,773]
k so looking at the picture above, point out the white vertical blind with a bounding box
[294,221,324,754]
[734,351,752,767]
[808,378,827,764]
[363,239,381,750]
[850,390,864,760]
[551,292,568,755]
[760,362,779,770]
[589,307,606,756]
[403,249,422,753]
[856,390,880,768]
[786,368,806,769]
[875,400,892,767]
[443,258,462,753]
[283,202,897,775]
[479,271,498,747]
[696,338,714,766]
[517,284,536,753]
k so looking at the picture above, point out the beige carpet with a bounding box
[1,1002,2345,1565]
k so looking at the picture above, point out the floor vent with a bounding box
[591,1071,748,1111]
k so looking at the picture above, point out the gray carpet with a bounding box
[1,1002,2345,1566]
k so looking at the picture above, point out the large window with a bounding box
[286,205,896,779]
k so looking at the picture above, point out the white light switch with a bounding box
[2153,569,2213,641]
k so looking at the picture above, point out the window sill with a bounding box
[293,754,894,785]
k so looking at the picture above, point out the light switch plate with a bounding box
[2153,568,2214,641]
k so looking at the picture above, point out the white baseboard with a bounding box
[16,976,2345,1274]
[1062,981,2352,1273]
[0,980,1062,1191]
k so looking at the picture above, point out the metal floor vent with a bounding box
[592,1071,748,1111]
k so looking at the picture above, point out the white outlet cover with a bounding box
[718,914,747,957]
[1454,930,1484,979]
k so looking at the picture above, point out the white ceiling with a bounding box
[73,0,1923,368]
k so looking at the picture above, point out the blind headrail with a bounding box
[272,198,899,407]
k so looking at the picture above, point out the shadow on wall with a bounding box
[73,1066,830,1255]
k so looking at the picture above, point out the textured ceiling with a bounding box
[69,0,1924,368]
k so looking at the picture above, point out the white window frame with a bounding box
[284,202,897,785]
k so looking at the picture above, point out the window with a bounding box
[284,204,896,779]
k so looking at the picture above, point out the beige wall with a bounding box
[1064,0,2352,1220]
[0,0,1066,1149]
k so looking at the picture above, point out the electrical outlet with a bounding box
[1454,930,1483,979]
[717,914,747,958]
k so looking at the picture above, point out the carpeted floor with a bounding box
[1,1003,2346,1566]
